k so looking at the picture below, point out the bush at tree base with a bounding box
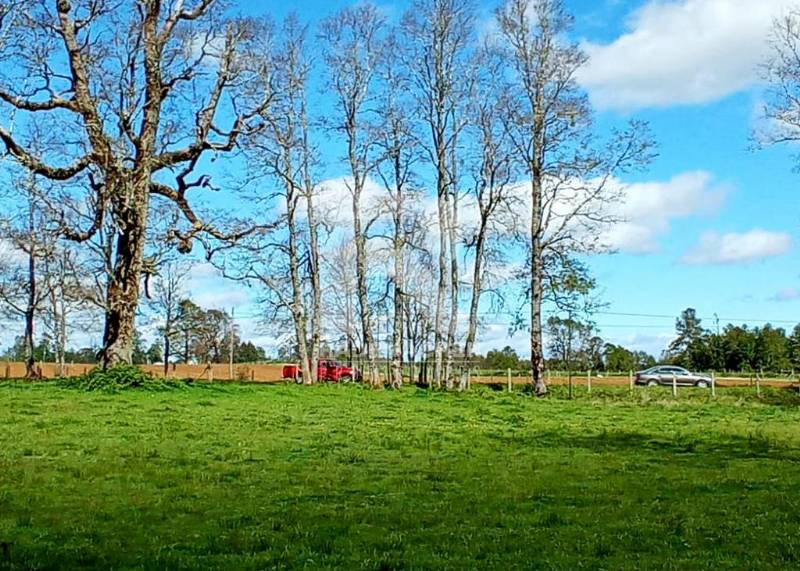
[57,365,185,392]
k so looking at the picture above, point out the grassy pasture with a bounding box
[1,381,800,570]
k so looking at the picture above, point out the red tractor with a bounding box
[282,360,361,383]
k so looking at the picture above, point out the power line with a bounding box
[596,311,799,326]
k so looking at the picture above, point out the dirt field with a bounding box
[1,362,285,382]
[2,361,797,389]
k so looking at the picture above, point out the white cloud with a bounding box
[602,171,729,253]
[579,0,794,111]
[601,332,674,359]
[316,176,386,229]
[682,229,793,265]
[473,323,529,357]
[0,238,25,265]
[771,287,800,302]
[193,287,252,310]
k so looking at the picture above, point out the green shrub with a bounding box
[58,364,184,392]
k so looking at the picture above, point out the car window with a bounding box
[665,367,689,375]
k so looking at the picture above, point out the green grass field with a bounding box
[1,381,800,570]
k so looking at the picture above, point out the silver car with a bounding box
[635,366,712,388]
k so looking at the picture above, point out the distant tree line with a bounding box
[543,308,800,374]
[662,309,800,374]
[2,297,267,367]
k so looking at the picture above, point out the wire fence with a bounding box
[3,359,798,399]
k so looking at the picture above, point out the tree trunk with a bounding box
[24,250,36,379]
[163,335,170,378]
[102,179,150,368]
[24,205,37,379]
[391,151,405,390]
[287,191,313,385]
[352,183,380,387]
[445,189,459,389]
[530,173,546,396]
[302,93,321,385]
[464,218,487,380]
[306,193,321,385]
[57,292,67,376]
[391,254,404,388]
[433,154,448,388]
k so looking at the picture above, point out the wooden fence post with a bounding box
[672,372,677,397]
[507,368,512,392]
[711,371,716,398]
[756,373,761,397]
[629,371,633,393]
[587,370,592,394]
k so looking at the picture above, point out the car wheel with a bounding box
[647,379,659,387]
[696,380,709,389]
[340,374,353,384]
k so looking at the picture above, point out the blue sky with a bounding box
[4,0,795,359]
[185,0,797,358]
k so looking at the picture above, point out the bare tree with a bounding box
[0,174,54,377]
[147,259,189,376]
[0,0,274,367]
[319,4,386,387]
[461,43,518,386]
[322,239,360,365]
[402,221,437,384]
[760,10,800,158]
[374,30,419,389]
[496,0,653,395]
[41,243,89,375]
[402,0,474,388]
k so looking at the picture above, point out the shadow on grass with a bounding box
[492,427,800,463]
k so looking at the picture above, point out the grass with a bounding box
[1,381,800,570]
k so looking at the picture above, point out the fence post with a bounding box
[711,371,716,398]
[756,372,761,397]
[207,365,213,382]
[629,370,633,393]
[672,372,677,397]
[587,370,592,394]
[507,368,512,392]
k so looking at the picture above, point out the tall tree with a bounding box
[236,15,322,384]
[402,0,474,388]
[761,10,800,158]
[147,259,189,376]
[320,4,386,387]
[0,0,273,367]
[41,243,88,375]
[496,0,653,395]
[322,239,360,366]
[0,173,55,377]
[462,42,517,383]
[375,30,419,389]
[666,308,705,364]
